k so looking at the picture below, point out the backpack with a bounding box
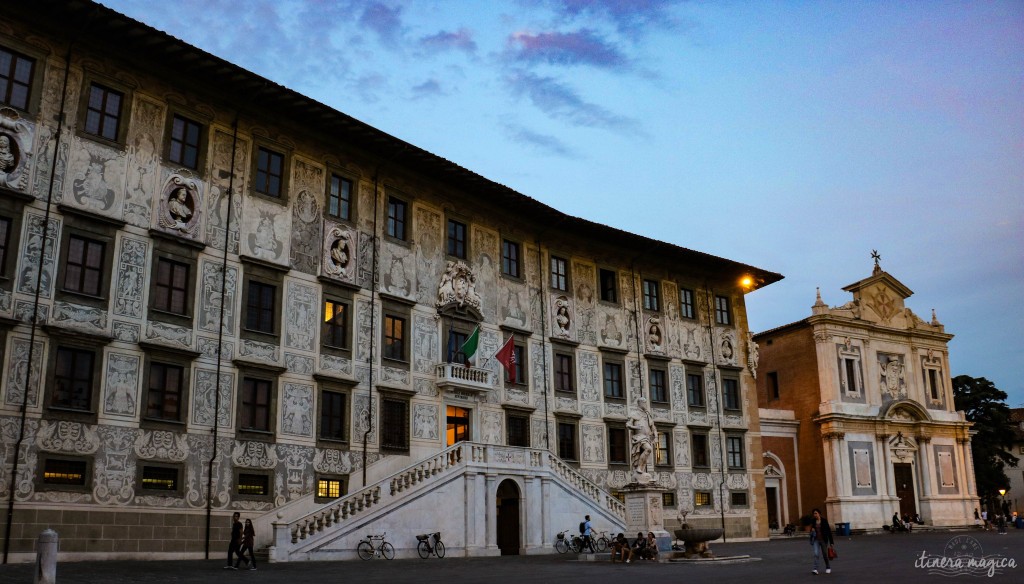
[579,521,586,534]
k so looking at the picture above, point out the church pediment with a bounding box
[841,271,913,326]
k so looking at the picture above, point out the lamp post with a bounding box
[998,489,1007,534]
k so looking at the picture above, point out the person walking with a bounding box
[224,512,243,570]
[235,518,257,570]
[809,508,834,575]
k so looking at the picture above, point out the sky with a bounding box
[97,0,1024,407]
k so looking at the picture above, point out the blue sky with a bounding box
[99,0,1024,406]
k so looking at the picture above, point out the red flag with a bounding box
[495,336,517,384]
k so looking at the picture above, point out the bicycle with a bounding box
[592,529,610,552]
[554,528,583,554]
[416,531,445,559]
[357,533,395,560]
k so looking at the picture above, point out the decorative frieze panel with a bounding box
[412,313,438,375]
[145,320,192,348]
[581,423,605,463]
[414,377,438,397]
[111,320,141,343]
[198,260,237,333]
[353,394,376,445]
[578,350,599,402]
[4,337,43,407]
[573,262,597,345]
[480,410,502,444]
[414,207,442,305]
[205,130,247,253]
[505,387,529,406]
[280,383,313,438]
[239,339,280,364]
[284,280,317,351]
[123,96,163,228]
[112,236,149,319]
[501,284,529,330]
[381,243,414,299]
[472,227,498,321]
[102,352,141,417]
[581,403,601,418]
[232,441,279,469]
[64,136,126,218]
[319,353,351,376]
[242,196,291,265]
[0,109,36,194]
[284,353,314,375]
[192,369,233,428]
[37,420,101,454]
[52,301,107,333]
[197,337,233,362]
[289,188,321,274]
[412,404,439,440]
[94,426,137,505]
[134,430,189,461]
[599,310,626,349]
[670,364,686,412]
[16,213,60,298]
[682,326,703,361]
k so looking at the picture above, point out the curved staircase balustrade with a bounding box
[274,442,625,558]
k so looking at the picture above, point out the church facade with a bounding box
[755,259,976,531]
[0,1,781,560]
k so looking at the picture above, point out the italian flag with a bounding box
[460,326,480,365]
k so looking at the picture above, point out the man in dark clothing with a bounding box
[224,512,242,569]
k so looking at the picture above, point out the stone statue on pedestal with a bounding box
[627,397,658,485]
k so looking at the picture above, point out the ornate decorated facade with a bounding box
[0,1,781,560]
[755,258,976,531]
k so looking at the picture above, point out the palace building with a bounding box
[754,258,976,532]
[0,1,781,561]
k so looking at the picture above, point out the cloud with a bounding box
[507,29,627,68]
[359,2,404,45]
[503,123,574,156]
[411,79,445,99]
[505,70,637,131]
[538,0,683,36]
[419,28,477,54]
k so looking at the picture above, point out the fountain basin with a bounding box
[674,528,724,558]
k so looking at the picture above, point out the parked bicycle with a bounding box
[357,533,395,560]
[591,529,610,552]
[554,528,583,553]
[416,531,445,559]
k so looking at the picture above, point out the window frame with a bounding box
[506,411,530,447]
[446,218,468,259]
[599,268,618,304]
[501,239,521,279]
[165,112,206,172]
[382,313,408,363]
[0,44,37,112]
[82,82,125,143]
[694,490,713,508]
[607,423,628,465]
[53,208,121,310]
[686,372,706,408]
[649,365,668,405]
[714,295,732,325]
[642,279,660,312]
[385,195,409,241]
[556,419,578,461]
[767,371,780,401]
[252,144,288,200]
[730,491,749,507]
[602,359,624,400]
[235,470,273,500]
[721,375,741,412]
[380,396,410,453]
[503,339,527,387]
[239,259,286,344]
[234,364,282,442]
[549,255,568,291]
[137,462,184,497]
[326,172,355,222]
[38,454,91,493]
[679,287,695,319]
[317,384,350,446]
[315,474,347,503]
[49,345,97,413]
[691,432,710,468]
[142,359,187,425]
[654,427,672,467]
[554,351,575,395]
[726,435,746,469]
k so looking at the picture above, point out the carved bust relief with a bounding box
[156,174,202,238]
[0,109,33,193]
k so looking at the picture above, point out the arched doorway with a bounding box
[495,479,521,555]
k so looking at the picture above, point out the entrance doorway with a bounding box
[447,406,470,446]
[496,479,521,555]
[893,463,917,518]
[766,486,779,530]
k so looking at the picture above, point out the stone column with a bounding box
[958,437,976,497]
[540,477,552,547]
[918,437,932,497]
[878,434,896,499]
[485,473,498,553]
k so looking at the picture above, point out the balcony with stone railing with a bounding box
[435,362,492,394]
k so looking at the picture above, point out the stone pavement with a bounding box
[0,529,1018,583]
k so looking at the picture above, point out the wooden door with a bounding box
[893,463,916,518]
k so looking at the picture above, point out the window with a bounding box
[0,46,34,110]
[42,458,87,487]
[507,413,530,447]
[649,367,667,404]
[927,368,941,401]
[140,465,180,492]
[722,377,741,411]
[327,174,352,220]
[245,281,276,334]
[383,315,406,361]
[557,421,577,460]
[550,256,567,291]
[240,378,272,432]
[380,398,409,451]
[599,269,617,303]
[662,492,676,508]
[84,83,123,141]
[237,473,270,496]
[317,477,345,500]
[0,217,10,275]
[145,362,184,421]
[694,491,712,507]
[730,491,749,507]
[608,426,628,464]
[506,343,525,384]
[447,219,467,259]
[642,279,660,311]
[63,235,105,296]
[714,295,731,325]
[655,430,671,466]
[52,347,94,411]
[446,328,469,364]
[687,373,705,407]
[153,257,189,315]
[603,362,623,399]
[501,239,520,278]
[255,146,284,197]
[727,436,745,469]
[691,433,709,468]
[386,197,407,240]
[447,405,470,445]
[323,300,348,349]
[554,353,574,393]
[168,114,201,170]
[680,288,695,319]
[842,357,860,394]
[320,390,347,442]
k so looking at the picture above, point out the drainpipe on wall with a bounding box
[704,282,728,542]
[1,39,75,567]
[205,112,239,558]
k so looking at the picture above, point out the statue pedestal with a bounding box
[621,483,672,554]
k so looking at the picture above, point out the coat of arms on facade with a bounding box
[436,260,481,315]
[878,353,906,399]
[156,173,202,238]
